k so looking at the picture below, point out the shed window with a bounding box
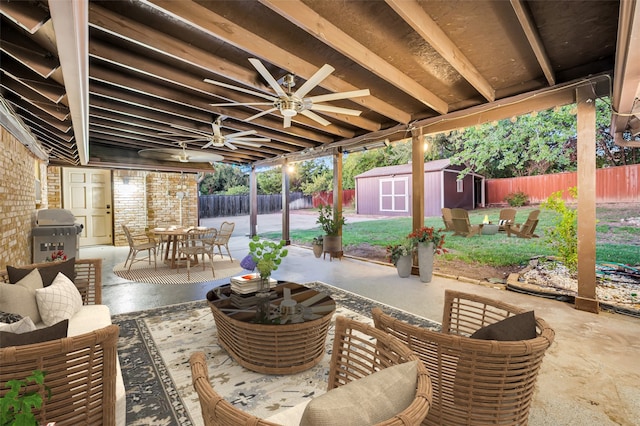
[457,179,463,193]
[379,177,408,212]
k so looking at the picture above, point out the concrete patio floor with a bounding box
[84,212,640,425]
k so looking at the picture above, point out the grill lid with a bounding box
[36,209,76,226]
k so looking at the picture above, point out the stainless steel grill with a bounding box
[32,209,83,263]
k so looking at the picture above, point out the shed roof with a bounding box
[355,159,453,179]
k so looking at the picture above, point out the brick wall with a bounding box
[0,126,47,270]
[113,170,198,246]
[47,166,62,208]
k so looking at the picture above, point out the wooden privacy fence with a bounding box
[486,164,640,205]
[199,192,313,218]
[312,189,356,208]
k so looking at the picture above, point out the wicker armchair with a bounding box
[373,290,555,426]
[1,258,102,304]
[190,315,433,426]
[0,324,120,426]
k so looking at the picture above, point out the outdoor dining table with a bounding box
[152,226,206,269]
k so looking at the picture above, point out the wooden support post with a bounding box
[282,161,290,245]
[411,127,425,232]
[411,128,425,274]
[575,84,599,313]
[249,165,258,238]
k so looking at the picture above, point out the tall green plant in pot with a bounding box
[316,204,346,259]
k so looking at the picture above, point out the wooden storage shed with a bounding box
[354,159,484,217]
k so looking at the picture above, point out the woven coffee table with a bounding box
[207,282,336,374]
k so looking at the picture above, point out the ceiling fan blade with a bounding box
[293,64,335,99]
[283,115,292,128]
[245,107,278,122]
[229,140,264,147]
[209,102,273,107]
[309,104,363,116]
[248,58,288,98]
[307,89,370,103]
[300,109,332,126]
[138,148,223,163]
[202,141,215,149]
[224,141,238,150]
[226,129,257,139]
[205,79,277,102]
[230,137,270,143]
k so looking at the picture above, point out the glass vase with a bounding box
[255,274,271,323]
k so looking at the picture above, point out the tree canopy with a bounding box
[200,97,638,194]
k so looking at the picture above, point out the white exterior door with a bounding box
[63,168,112,246]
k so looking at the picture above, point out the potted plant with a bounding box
[316,204,346,259]
[248,236,288,323]
[312,235,324,258]
[407,227,447,283]
[248,236,289,282]
[386,238,414,278]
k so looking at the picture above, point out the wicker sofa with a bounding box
[373,290,555,426]
[0,258,126,425]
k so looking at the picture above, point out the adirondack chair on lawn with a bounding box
[505,209,540,238]
[451,208,484,237]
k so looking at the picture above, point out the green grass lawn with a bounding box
[261,206,639,267]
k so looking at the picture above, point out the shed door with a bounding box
[379,178,408,212]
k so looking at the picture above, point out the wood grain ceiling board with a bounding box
[0,0,629,169]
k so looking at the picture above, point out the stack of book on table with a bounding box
[230,273,277,295]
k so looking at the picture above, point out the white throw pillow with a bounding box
[0,316,37,334]
[35,272,83,326]
[300,360,418,426]
[0,269,43,323]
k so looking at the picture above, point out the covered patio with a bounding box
[1,2,639,310]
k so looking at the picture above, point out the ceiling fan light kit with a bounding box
[205,58,370,128]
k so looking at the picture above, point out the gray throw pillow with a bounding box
[7,257,76,287]
[470,311,537,341]
[0,311,23,324]
[0,319,68,347]
[300,361,418,426]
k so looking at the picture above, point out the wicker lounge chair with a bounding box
[190,315,433,426]
[0,324,120,426]
[451,208,483,237]
[505,209,540,238]
[498,208,517,232]
[373,290,555,426]
[441,208,455,231]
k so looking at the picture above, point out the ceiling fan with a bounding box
[138,142,224,163]
[159,116,269,151]
[206,58,370,128]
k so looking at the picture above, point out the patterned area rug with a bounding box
[112,258,243,284]
[112,281,441,425]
